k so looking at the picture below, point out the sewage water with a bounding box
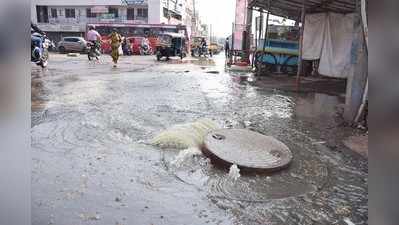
[31,54,367,225]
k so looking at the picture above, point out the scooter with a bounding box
[140,44,153,55]
[87,41,101,61]
[31,33,51,68]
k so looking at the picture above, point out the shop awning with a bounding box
[248,0,357,20]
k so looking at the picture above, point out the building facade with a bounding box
[31,0,200,41]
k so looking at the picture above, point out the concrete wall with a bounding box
[32,5,150,32]
[32,0,123,6]
[344,14,368,122]
[148,0,162,24]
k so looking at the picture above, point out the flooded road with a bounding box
[32,53,367,225]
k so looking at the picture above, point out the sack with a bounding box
[118,45,123,56]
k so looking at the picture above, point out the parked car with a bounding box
[57,37,88,53]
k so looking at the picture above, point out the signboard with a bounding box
[38,24,83,32]
[161,0,182,14]
[100,13,115,19]
[91,6,108,13]
[124,0,147,5]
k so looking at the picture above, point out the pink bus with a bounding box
[86,23,188,54]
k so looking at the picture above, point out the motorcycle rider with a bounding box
[31,22,46,62]
[200,38,208,56]
[86,25,102,56]
[141,35,151,54]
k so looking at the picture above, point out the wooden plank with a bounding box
[296,0,306,91]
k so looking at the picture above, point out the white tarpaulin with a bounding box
[318,13,355,78]
[302,13,356,78]
[302,13,327,60]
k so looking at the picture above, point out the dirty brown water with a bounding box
[31,54,367,225]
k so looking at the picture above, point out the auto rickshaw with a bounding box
[190,36,211,57]
[155,33,187,61]
[209,42,222,55]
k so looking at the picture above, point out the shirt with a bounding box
[109,32,122,44]
[87,30,101,41]
[141,38,149,46]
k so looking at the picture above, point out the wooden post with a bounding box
[258,12,263,46]
[295,0,306,91]
[245,6,253,64]
[252,12,263,67]
[262,0,271,52]
[230,22,235,64]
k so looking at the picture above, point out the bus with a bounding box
[86,23,188,54]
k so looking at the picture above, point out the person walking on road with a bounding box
[108,28,122,67]
[225,38,230,58]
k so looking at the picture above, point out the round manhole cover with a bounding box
[203,129,293,171]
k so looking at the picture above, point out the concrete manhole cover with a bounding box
[203,129,293,171]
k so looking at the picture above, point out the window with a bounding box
[36,6,49,23]
[108,8,118,18]
[64,38,79,42]
[127,8,135,20]
[65,8,75,18]
[137,8,148,18]
[86,8,96,18]
[51,8,57,18]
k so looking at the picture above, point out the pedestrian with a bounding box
[121,37,131,56]
[108,28,122,67]
[225,37,230,58]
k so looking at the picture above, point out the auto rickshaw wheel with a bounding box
[156,52,161,61]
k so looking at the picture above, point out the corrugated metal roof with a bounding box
[249,0,357,20]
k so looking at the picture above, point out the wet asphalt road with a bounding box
[31,53,367,225]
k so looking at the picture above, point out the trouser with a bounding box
[88,41,101,56]
[225,48,230,57]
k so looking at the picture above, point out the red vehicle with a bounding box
[86,23,188,55]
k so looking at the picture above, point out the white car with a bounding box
[57,37,88,53]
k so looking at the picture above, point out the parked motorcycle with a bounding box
[31,33,51,68]
[140,44,153,55]
[87,41,101,61]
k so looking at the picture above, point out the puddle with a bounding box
[31,54,367,225]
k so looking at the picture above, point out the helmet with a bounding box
[89,25,95,30]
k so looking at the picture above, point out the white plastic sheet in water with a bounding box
[151,118,219,149]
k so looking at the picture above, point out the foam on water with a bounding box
[171,147,202,168]
[151,118,219,149]
[228,164,241,181]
